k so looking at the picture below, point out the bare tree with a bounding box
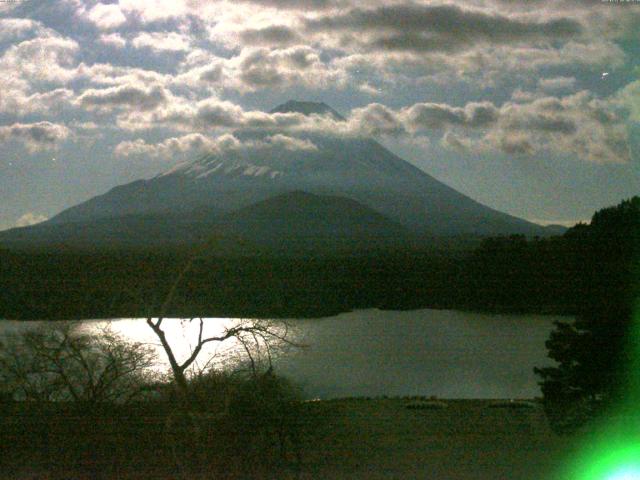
[145,256,298,401]
[146,316,294,400]
[0,322,157,403]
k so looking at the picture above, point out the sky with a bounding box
[0,0,638,230]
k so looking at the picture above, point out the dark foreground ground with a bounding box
[0,398,584,480]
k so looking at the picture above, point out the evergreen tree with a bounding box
[535,197,640,433]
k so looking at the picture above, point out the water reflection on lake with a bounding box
[0,309,564,399]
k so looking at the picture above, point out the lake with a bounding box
[0,309,565,399]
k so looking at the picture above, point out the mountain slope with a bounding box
[209,191,410,253]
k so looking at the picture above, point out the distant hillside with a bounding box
[0,209,222,249]
[0,191,410,252]
[208,191,411,253]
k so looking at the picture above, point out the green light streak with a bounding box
[606,467,640,480]
[560,306,640,480]
[568,442,640,480]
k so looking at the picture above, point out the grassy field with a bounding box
[0,398,585,479]
[296,398,579,480]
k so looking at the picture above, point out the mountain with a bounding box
[0,100,558,249]
[209,191,410,253]
[269,100,345,120]
[0,209,222,249]
[0,192,408,252]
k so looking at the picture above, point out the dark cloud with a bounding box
[239,25,301,45]
[504,115,577,134]
[192,101,245,128]
[234,47,332,90]
[199,64,223,82]
[240,65,286,89]
[349,103,405,136]
[497,134,535,156]
[238,49,287,88]
[460,92,631,163]
[404,101,499,130]
[77,84,169,111]
[0,121,70,152]
[306,4,583,52]
[233,0,337,9]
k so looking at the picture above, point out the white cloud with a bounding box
[0,85,74,116]
[119,0,189,22]
[0,34,79,84]
[263,134,317,151]
[115,132,317,159]
[114,133,226,158]
[87,3,127,29]
[131,31,191,52]
[98,33,127,48]
[76,62,170,87]
[0,18,43,43]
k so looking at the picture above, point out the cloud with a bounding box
[404,101,499,130]
[0,121,71,152]
[109,85,629,165]
[235,46,341,90]
[263,134,317,151]
[15,213,48,228]
[76,83,169,112]
[115,132,317,158]
[306,4,583,53]
[86,3,127,30]
[119,0,189,23]
[0,88,75,116]
[172,45,345,93]
[115,93,346,132]
[0,34,79,84]
[76,62,170,87]
[0,18,44,43]
[131,32,191,52]
[440,130,477,153]
[618,80,640,123]
[341,101,500,137]
[239,25,301,46]
[439,91,631,164]
[98,33,127,48]
[114,133,225,157]
[348,103,404,136]
[232,0,336,9]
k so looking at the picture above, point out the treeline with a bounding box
[1,198,637,320]
[0,248,463,319]
[466,198,639,315]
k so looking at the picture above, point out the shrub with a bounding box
[487,400,536,409]
[0,322,156,403]
[405,400,448,410]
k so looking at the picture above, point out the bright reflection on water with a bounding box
[0,309,563,399]
[85,317,266,372]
